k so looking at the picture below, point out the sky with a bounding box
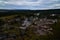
[0,0,60,10]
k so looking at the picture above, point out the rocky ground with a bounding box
[0,14,59,40]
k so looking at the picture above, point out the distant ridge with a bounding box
[0,8,60,10]
[0,9,60,13]
[0,9,60,17]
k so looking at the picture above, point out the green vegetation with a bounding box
[0,11,60,40]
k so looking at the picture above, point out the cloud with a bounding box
[0,0,60,10]
[0,0,42,6]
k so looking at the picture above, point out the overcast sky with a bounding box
[0,0,60,10]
